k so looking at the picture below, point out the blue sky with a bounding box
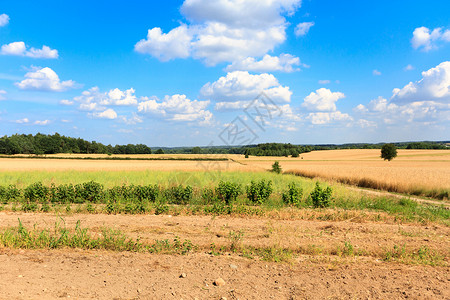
[0,0,449,147]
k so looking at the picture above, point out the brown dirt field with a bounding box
[0,212,449,299]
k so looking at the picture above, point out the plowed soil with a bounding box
[0,212,448,299]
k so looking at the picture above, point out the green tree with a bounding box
[155,148,165,154]
[381,144,397,161]
[191,146,202,154]
[271,161,282,174]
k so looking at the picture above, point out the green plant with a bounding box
[282,182,303,206]
[228,230,244,252]
[271,161,282,174]
[24,182,49,203]
[215,181,242,205]
[164,185,193,205]
[310,182,333,208]
[246,180,273,205]
[381,143,397,161]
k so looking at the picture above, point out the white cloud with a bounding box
[225,54,303,73]
[0,90,6,100]
[404,64,414,71]
[411,26,450,51]
[0,14,9,27]
[391,61,450,104]
[307,111,353,125]
[134,25,192,61]
[138,94,213,125]
[1,41,58,59]
[120,113,143,125]
[91,109,118,120]
[69,87,138,111]
[302,88,345,112]
[15,67,75,92]
[34,120,50,125]
[59,99,74,105]
[135,0,302,66]
[295,21,314,37]
[15,118,29,124]
[373,69,381,76]
[201,71,292,106]
[318,80,330,85]
[355,119,377,128]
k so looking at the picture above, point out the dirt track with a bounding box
[0,212,449,299]
[0,249,448,300]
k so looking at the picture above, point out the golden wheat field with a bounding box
[239,149,450,198]
[1,149,449,198]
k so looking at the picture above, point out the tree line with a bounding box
[0,133,447,156]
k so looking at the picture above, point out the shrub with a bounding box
[271,161,282,174]
[215,181,242,204]
[24,182,49,203]
[81,181,104,203]
[133,184,159,202]
[246,180,273,205]
[53,184,77,203]
[201,187,218,204]
[310,182,333,208]
[164,185,193,205]
[282,182,303,206]
[5,185,21,202]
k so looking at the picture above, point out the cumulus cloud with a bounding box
[135,0,302,66]
[15,67,75,92]
[201,71,291,110]
[59,99,74,105]
[0,90,6,100]
[411,26,450,51]
[90,109,118,120]
[69,87,138,111]
[1,42,58,59]
[15,118,29,124]
[225,54,304,73]
[391,61,450,104]
[302,88,345,112]
[34,120,50,125]
[138,94,213,125]
[294,21,314,37]
[134,25,192,61]
[354,61,450,127]
[306,111,353,125]
[0,14,9,27]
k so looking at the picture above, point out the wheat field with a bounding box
[1,149,449,199]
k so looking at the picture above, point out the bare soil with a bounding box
[0,212,448,299]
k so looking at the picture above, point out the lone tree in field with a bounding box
[381,143,397,161]
[271,161,282,174]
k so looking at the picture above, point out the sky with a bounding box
[0,0,449,147]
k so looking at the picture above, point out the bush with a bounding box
[201,187,219,204]
[282,182,303,206]
[24,182,49,203]
[164,185,193,205]
[310,182,333,208]
[271,161,282,174]
[215,181,242,204]
[246,180,273,205]
[133,184,159,202]
[81,181,104,203]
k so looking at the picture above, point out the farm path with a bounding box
[347,186,450,209]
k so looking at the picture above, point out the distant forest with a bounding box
[0,133,448,156]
